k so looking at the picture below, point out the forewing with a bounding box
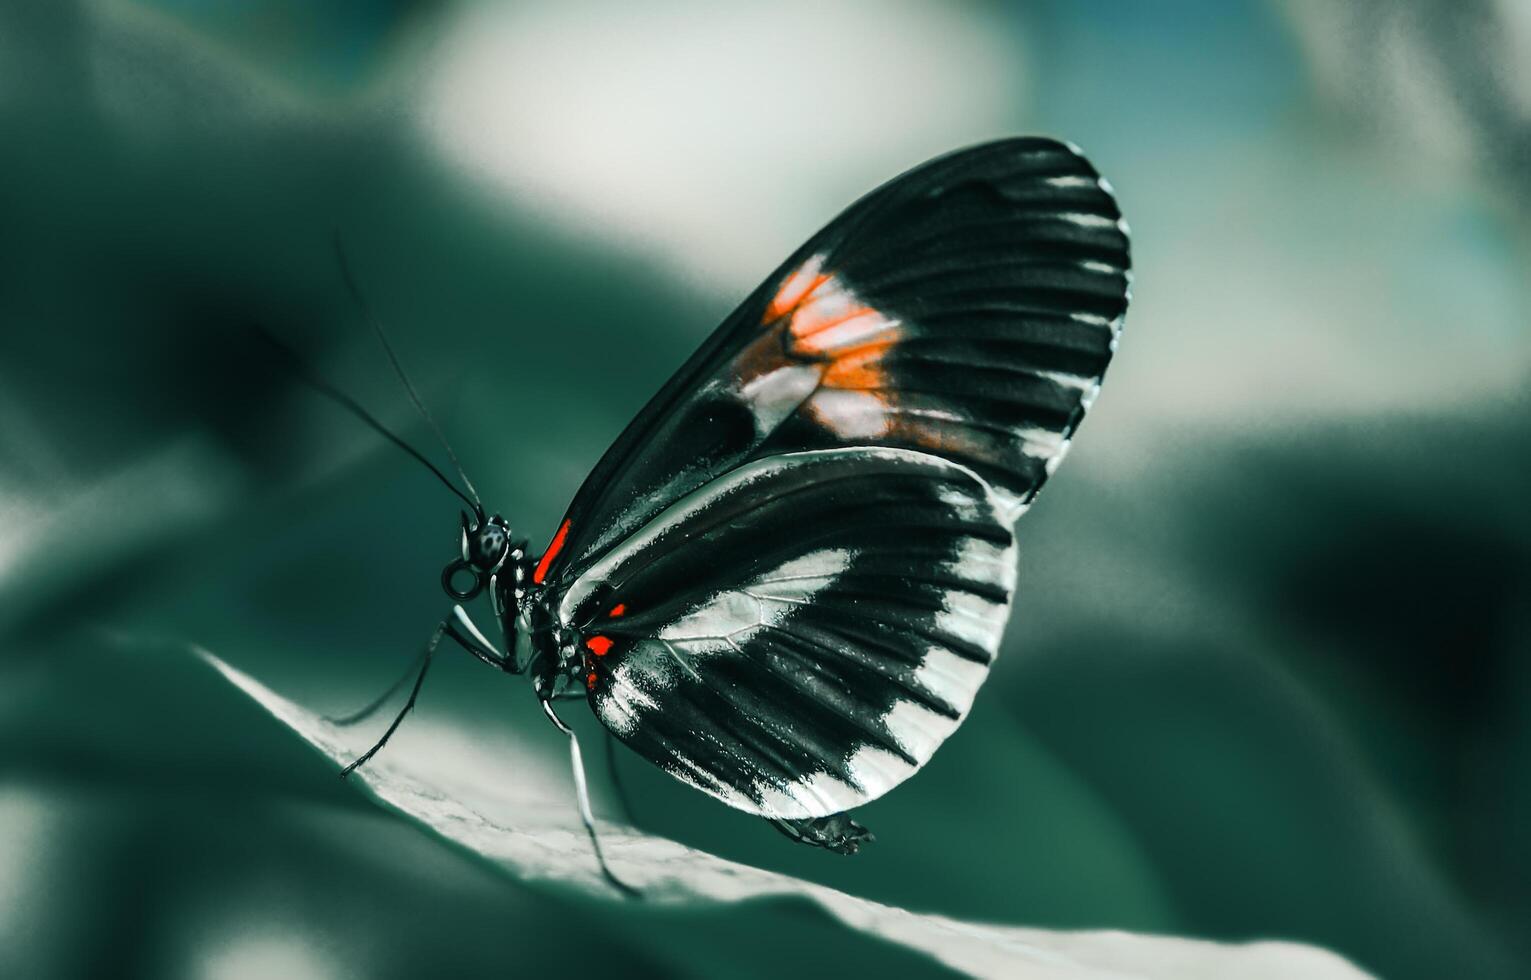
[534,137,1130,587]
[557,449,1016,820]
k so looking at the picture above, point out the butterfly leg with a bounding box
[338,621,445,778]
[335,605,511,777]
[769,813,875,855]
[541,700,642,898]
[327,605,505,730]
[325,646,430,727]
[442,604,511,669]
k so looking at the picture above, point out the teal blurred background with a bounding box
[1,1,1527,977]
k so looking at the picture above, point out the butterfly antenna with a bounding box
[256,326,482,515]
[332,233,484,517]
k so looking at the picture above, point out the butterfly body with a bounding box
[340,137,1129,876]
[467,138,1125,829]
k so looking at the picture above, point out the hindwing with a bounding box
[557,449,1015,819]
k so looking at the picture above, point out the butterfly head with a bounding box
[441,511,523,602]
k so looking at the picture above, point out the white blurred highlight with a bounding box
[0,789,54,948]
[199,933,337,980]
[1492,0,1531,117]
[417,0,1022,288]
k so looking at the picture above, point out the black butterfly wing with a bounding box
[555,448,1015,819]
[530,137,1130,590]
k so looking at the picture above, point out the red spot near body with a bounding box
[532,518,571,585]
[586,635,613,657]
[608,603,627,618]
[586,671,598,690]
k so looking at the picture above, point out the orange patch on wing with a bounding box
[821,336,899,389]
[791,309,890,355]
[765,255,830,323]
[532,518,571,585]
[586,635,613,656]
[730,326,795,391]
[608,603,627,618]
[803,334,902,438]
[773,260,898,352]
[762,254,910,439]
[766,255,901,355]
[790,298,876,345]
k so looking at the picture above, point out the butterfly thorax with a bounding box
[504,581,588,700]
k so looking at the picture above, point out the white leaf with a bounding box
[197,648,1372,980]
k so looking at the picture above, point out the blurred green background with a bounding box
[1,1,1527,978]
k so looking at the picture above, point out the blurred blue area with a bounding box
[1032,0,1303,143]
[0,1,1526,977]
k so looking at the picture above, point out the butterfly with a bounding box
[305,137,1131,894]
